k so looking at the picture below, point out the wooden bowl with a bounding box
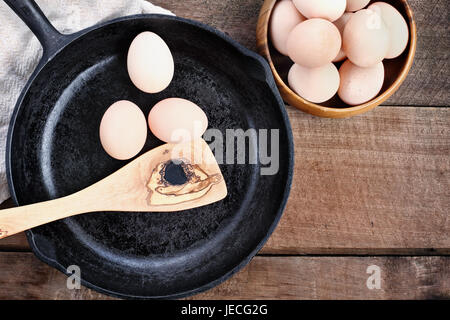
[256,0,417,118]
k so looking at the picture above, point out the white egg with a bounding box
[148,98,208,143]
[369,2,409,59]
[127,32,174,93]
[293,0,346,22]
[338,60,385,105]
[288,63,340,103]
[346,0,370,12]
[100,100,148,160]
[269,1,306,55]
[287,19,341,68]
[343,9,390,67]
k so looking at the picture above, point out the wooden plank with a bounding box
[192,256,450,300]
[0,252,448,299]
[0,233,28,251]
[1,106,449,254]
[0,252,113,300]
[262,106,450,254]
[150,0,449,106]
[401,0,450,106]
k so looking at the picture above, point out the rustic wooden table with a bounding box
[0,0,448,299]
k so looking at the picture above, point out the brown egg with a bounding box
[346,0,370,12]
[127,32,174,94]
[293,0,346,22]
[369,2,409,59]
[333,12,353,62]
[100,100,148,160]
[269,0,306,55]
[343,9,390,67]
[338,60,385,106]
[148,98,208,143]
[288,63,340,103]
[287,18,341,68]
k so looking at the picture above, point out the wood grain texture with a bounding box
[0,252,448,300]
[1,107,448,253]
[150,0,449,106]
[262,106,450,254]
[398,0,449,106]
[0,232,28,251]
[192,256,450,300]
[0,0,447,301]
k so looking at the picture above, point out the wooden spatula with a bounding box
[0,138,227,240]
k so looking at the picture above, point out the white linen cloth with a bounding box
[0,0,173,204]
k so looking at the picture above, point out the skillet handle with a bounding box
[3,0,66,59]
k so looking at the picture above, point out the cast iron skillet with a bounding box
[5,0,293,299]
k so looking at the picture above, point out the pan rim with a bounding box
[6,13,294,299]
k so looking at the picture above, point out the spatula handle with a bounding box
[0,195,83,239]
[0,139,228,239]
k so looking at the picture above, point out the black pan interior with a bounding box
[8,15,292,298]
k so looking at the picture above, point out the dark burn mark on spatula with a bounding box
[163,161,188,186]
[146,158,222,206]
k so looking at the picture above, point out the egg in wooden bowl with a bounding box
[256,0,417,118]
